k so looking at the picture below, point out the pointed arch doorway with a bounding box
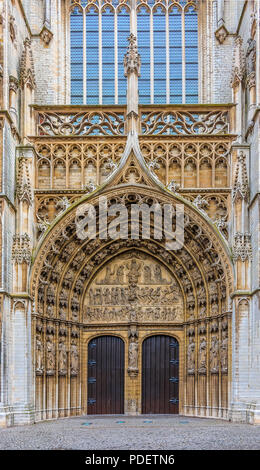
[142,335,179,414]
[87,336,125,415]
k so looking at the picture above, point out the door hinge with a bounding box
[169,377,179,383]
[169,398,179,404]
[88,398,96,405]
[88,377,96,384]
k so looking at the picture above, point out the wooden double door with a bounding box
[87,335,179,415]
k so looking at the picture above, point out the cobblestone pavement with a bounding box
[0,415,260,450]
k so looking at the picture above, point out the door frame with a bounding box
[82,328,184,415]
[141,334,180,414]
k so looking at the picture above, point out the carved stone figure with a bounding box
[210,335,219,373]
[36,335,44,375]
[220,329,228,373]
[246,38,256,75]
[198,337,207,374]
[70,339,79,376]
[58,338,67,376]
[143,265,152,284]
[128,340,139,376]
[46,335,55,375]
[187,336,195,375]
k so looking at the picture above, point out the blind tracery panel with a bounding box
[70,0,198,105]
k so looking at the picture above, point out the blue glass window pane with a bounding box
[185,47,198,62]
[170,95,182,104]
[186,63,198,78]
[86,11,99,104]
[170,64,182,80]
[153,11,166,103]
[169,9,182,104]
[70,10,83,103]
[102,11,115,103]
[117,10,130,103]
[186,95,198,104]
[185,8,198,103]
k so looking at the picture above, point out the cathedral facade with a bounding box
[0,0,259,427]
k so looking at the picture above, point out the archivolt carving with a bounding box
[31,189,232,324]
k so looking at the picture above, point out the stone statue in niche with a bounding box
[187,336,195,375]
[36,335,44,375]
[220,329,228,373]
[246,37,256,75]
[210,335,219,374]
[128,340,138,376]
[70,338,79,376]
[128,325,139,377]
[46,334,55,375]
[58,337,67,376]
[198,337,207,374]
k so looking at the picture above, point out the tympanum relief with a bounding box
[84,252,183,324]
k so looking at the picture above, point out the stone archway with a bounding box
[30,186,233,420]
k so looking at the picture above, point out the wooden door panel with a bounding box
[88,336,124,415]
[142,335,179,414]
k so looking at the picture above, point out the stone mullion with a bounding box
[196,146,199,187]
[83,7,87,104]
[181,6,186,103]
[165,143,169,185]
[212,150,216,188]
[150,8,154,104]
[81,143,84,189]
[65,146,69,188]
[114,11,118,105]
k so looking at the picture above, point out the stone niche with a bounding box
[83,251,184,324]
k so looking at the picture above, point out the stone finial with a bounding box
[16,156,33,205]
[124,34,141,77]
[20,38,36,89]
[232,151,249,202]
